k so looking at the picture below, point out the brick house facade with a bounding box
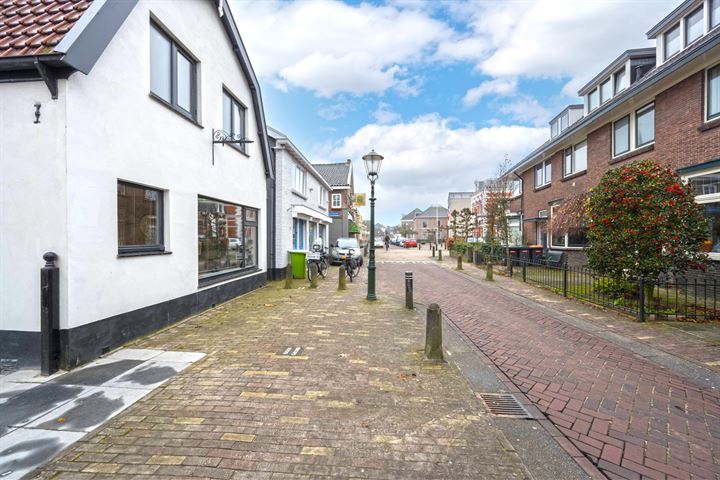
[509,0,720,267]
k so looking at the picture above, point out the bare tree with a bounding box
[460,208,472,242]
[483,156,515,279]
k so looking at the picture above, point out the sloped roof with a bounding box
[417,205,448,218]
[401,208,421,221]
[314,161,351,186]
[0,0,93,58]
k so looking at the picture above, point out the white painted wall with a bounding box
[1,0,268,332]
[0,82,69,331]
[274,147,330,269]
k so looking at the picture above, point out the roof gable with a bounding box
[314,161,351,187]
[417,205,448,218]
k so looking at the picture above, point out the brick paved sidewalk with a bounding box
[456,260,720,377]
[378,259,720,480]
[30,269,531,479]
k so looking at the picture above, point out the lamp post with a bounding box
[363,149,384,301]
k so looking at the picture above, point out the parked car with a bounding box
[330,237,364,266]
[228,237,241,250]
[403,239,418,248]
[374,238,385,248]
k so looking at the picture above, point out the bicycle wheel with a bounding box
[306,262,312,281]
[318,258,328,278]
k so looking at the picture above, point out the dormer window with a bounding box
[559,112,569,132]
[613,68,627,95]
[663,23,681,61]
[600,79,612,104]
[712,0,719,29]
[551,121,558,138]
[588,89,599,112]
[684,6,704,46]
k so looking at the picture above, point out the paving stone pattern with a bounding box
[30,269,529,479]
[381,259,720,480]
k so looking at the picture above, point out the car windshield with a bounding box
[337,238,359,248]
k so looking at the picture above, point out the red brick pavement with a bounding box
[377,262,720,480]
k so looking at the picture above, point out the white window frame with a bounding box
[535,159,552,188]
[706,63,720,122]
[588,89,599,112]
[663,22,681,61]
[683,166,720,260]
[612,102,655,159]
[331,193,342,208]
[292,164,306,195]
[613,67,627,95]
[563,140,588,178]
[712,0,720,30]
[319,186,328,207]
[600,78,612,104]
[684,5,704,46]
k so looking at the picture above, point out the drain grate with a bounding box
[279,346,304,356]
[477,393,533,419]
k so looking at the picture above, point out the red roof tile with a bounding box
[0,0,93,58]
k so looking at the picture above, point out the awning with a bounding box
[523,216,549,222]
[292,205,332,224]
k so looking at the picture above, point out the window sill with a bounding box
[609,143,654,165]
[292,190,308,200]
[198,267,261,288]
[699,117,720,132]
[560,170,587,182]
[533,184,551,192]
[118,250,172,258]
[149,92,203,129]
[549,246,587,251]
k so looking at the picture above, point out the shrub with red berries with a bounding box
[586,159,708,279]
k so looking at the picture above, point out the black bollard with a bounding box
[405,271,413,309]
[40,252,60,375]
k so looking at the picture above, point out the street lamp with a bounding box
[363,149,384,301]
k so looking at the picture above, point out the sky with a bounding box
[228,0,676,226]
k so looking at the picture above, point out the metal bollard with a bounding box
[424,303,443,361]
[438,248,442,261]
[40,252,60,376]
[456,254,463,270]
[309,262,318,289]
[405,271,413,309]
[432,245,436,257]
[338,265,347,290]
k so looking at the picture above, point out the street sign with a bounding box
[354,193,366,206]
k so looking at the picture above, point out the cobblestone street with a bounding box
[30,249,531,479]
[378,247,720,480]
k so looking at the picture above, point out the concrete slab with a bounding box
[103,348,164,361]
[0,382,35,405]
[0,369,65,385]
[0,383,92,435]
[152,351,206,363]
[102,360,190,390]
[27,386,150,432]
[51,359,144,386]
[0,428,86,480]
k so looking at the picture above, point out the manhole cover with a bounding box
[279,347,304,356]
[477,393,533,419]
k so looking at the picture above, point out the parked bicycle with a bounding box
[306,244,329,280]
[339,247,359,282]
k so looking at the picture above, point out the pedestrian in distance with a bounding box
[384,234,390,251]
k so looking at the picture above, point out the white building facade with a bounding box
[0,0,273,368]
[268,127,332,275]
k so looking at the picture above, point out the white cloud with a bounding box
[462,77,517,107]
[229,0,452,97]
[457,0,676,96]
[313,114,547,224]
[499,95,552,127]
[373,102,401,124]
[317,96,356,120]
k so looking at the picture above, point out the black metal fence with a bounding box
[475,252,719,322]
